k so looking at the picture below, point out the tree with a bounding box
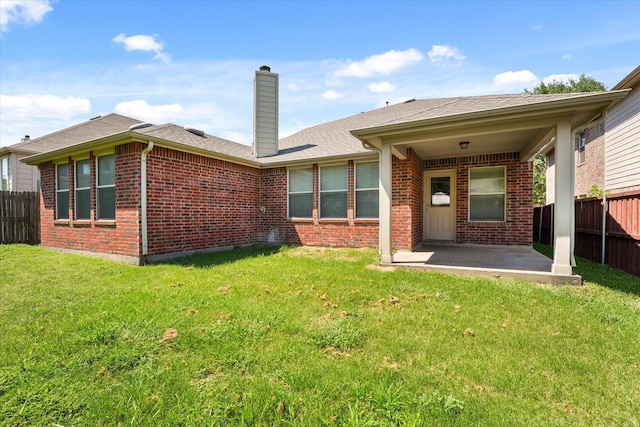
[526,74,607,205]
[525,74,606,94]
[533,155,547,206]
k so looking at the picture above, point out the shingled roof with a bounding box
[260,92,614,164]
[5,113,142,155]
[22,91,625,167]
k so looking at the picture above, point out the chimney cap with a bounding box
[259,65,271,72]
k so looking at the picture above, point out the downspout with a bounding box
[141,141,154,257]
[569,110,607,267]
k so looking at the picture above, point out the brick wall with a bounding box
[424,152,533,246]
[392,149,423,249]
[575,123,605,197]
[258,161,380,248]
[38,144,533,262]
[38,144,140,261]
[144,145,261,257]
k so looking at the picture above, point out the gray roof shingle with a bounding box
[21,91,618,166]
[7,113,142,154]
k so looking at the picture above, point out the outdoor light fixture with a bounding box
[459,141,470,149]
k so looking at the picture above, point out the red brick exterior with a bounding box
[575,123,605,198]
[424,152,533,246]
[258,161,379,248]
[392,149,423,250]
[38,146,140,261]
[38,144,533,262]
[143,145,261,257]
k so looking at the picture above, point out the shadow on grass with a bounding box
[160,244,285,268]
[534,243,640,297]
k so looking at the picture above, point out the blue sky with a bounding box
[1,0,638,147]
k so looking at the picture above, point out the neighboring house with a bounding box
[543,65,640,202]
[0,114,142,191]
[605,65,640,194]
[23,66,629,280]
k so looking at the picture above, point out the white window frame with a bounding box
[319,163,348,219]
[577,132,586,165]
[287,167,313,218]
[468,166,506,222]
[0,156,10,191]
[75,158,91,220]
[355,161,379,219]
[55,162,70,220]
[96,153,115,220]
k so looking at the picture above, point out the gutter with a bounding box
[349,90,629,139]
[141,141,154,257]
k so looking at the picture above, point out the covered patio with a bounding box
[351,91,629,285]
[389,242,579,285]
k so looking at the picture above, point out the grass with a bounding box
[1,244,639,426]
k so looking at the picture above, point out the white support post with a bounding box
[379,142,393,263]
[552,118,574,275]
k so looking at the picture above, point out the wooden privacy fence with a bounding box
[0,191,40,244]
[534,191,640,276]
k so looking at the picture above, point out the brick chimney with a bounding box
[253,65,279,157]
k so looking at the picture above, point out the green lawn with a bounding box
[1,244,639,426]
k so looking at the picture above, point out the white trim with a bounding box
[287,166,313,219]
[55,162,70,220]
[96,153,116,221]
[319,163,348,219]
[74,158,91,220]
[355,160,379,219]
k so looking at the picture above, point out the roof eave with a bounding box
[350,90,630,140]
[612,66,640,90]
[259,150,378,168]
[22,130,263,168]
[21,131,138,165]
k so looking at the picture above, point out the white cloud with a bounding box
[322,90,343,100]
[0,0,53,33]
[562,54,571,60]
[335,48,423,78]
[114,100,182,123]
[427,45,466,63]
[112,33,171,63]
[493,70,538,86]
[0,93,90,120]
[543,73,579,84]
[369,81,396,93]
[532,24,543,30]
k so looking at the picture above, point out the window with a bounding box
[430,176,451,207]
[469,167,505,222]
[355,161,379,218]
[75,159,90,220]
[0,156,9,190]
[320,164,347,218]
[577,132,586,165]
[96,154,115,220]
[56,163,69,220]
[288,167,313,218]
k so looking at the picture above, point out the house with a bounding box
[0,114,142,191]
[605,65,640,194]
[22,66,629,281]
[543,65,640,202]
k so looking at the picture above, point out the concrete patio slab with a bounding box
[387,242,581,285]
